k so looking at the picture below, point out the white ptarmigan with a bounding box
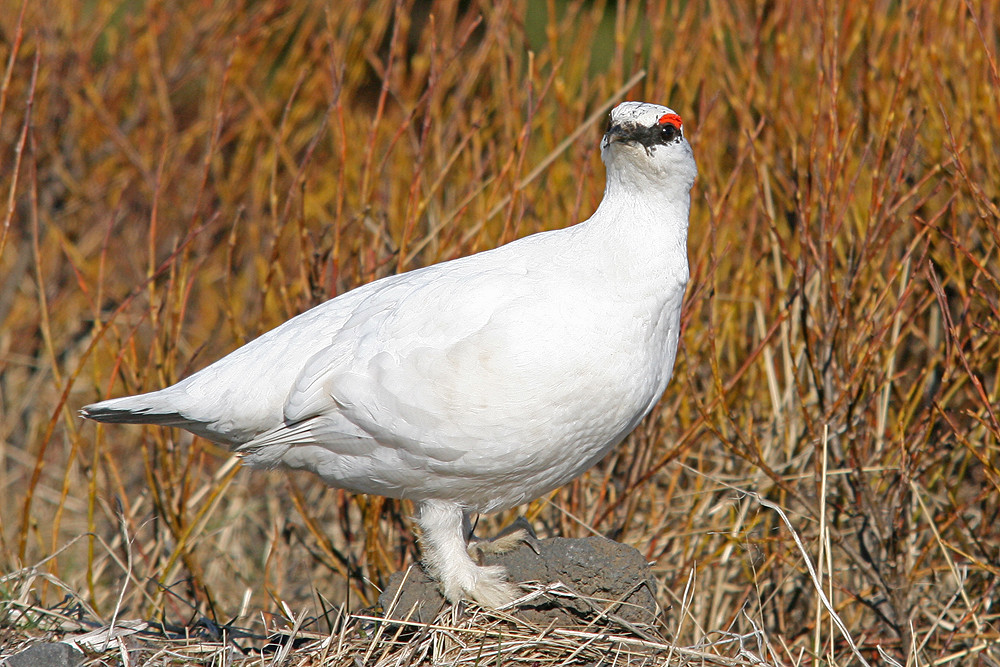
[81,101,697,608]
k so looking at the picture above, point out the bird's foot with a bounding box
[418,500,524,609]
[467,516,540,560]
[441,563,521,609]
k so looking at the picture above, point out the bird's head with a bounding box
[600,101,697,196]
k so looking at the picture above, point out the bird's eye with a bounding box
[604,115,613,134]
[661,124,679,142]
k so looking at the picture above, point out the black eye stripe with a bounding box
[606,119,682,152]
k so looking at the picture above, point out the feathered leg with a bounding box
[416,500,521,608]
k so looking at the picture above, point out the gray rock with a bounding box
[379,536,659,627]
[3,642,84,667]
[379,566,447,625]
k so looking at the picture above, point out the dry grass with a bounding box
[1,0,998,664]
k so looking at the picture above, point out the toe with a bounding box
[467,565,521,608]
[467,517,540,558]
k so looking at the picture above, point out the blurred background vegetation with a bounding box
[1,0,998,664]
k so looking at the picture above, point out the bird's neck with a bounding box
[585,178,691,271]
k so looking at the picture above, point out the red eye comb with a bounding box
[658,113,683,128]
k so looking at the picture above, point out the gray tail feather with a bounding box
[80,393,190,427]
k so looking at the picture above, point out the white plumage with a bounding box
[82,101,697,607]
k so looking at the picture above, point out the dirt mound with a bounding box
[380,536,660,627]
